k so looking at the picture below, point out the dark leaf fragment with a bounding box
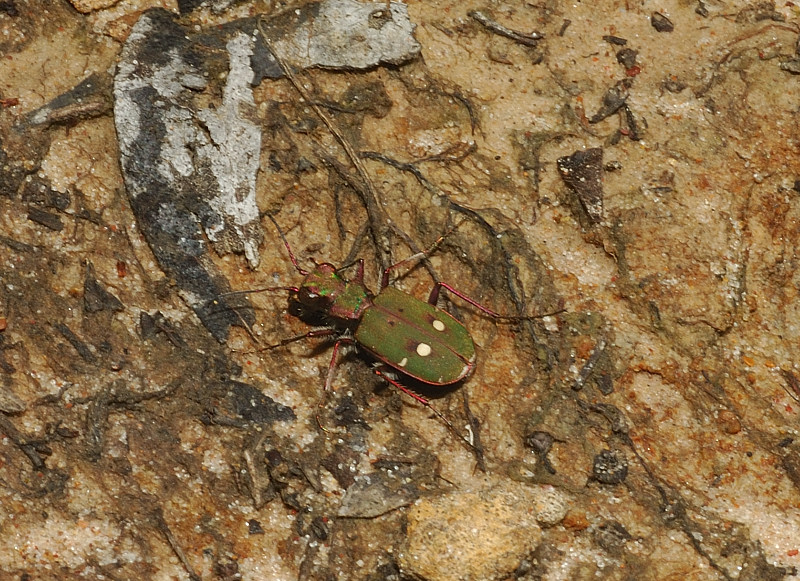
[557,147,604,224]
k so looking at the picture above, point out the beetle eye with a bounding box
[297,287,312,301]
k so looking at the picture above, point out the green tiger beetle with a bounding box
[238,215,555,445]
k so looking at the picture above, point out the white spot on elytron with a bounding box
[398,357,408,367]
[416,343,432,357]
[432,319,446,331]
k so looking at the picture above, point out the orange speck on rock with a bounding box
[575,336,596,359]
[717,410,741,434]
[561,510,591,531]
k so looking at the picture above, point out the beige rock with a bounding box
[400,481,569,581]
[68,0,120,13]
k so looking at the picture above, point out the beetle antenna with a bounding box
[266,214,309,276]
[217,286,301,299]
[379,222,461,289]
[204,296,263,345]
[336,259,359,272]
[493,306,567,322]
[211,285,301,343]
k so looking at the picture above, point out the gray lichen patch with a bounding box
[195,32,263,268]
[114,9,261,341]
[265,0,421,70]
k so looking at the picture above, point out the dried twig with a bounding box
[469,10,543,47]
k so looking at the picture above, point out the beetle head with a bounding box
[296,263,346,311]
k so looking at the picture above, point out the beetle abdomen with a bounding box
[354,287,476,385]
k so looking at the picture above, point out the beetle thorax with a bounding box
[296,263,371,321]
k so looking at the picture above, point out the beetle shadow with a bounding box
[370,365,466,403]
[287,299,335,329]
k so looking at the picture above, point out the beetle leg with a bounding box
[352,259,365,284]
[429,282,566,320]
[375,367,483,459]
[374,367,431,406]
[427,282,503,317]
[324,337,357,391]
[380,251,424,289]
[375,368,467,436]
[314,337,356,429]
